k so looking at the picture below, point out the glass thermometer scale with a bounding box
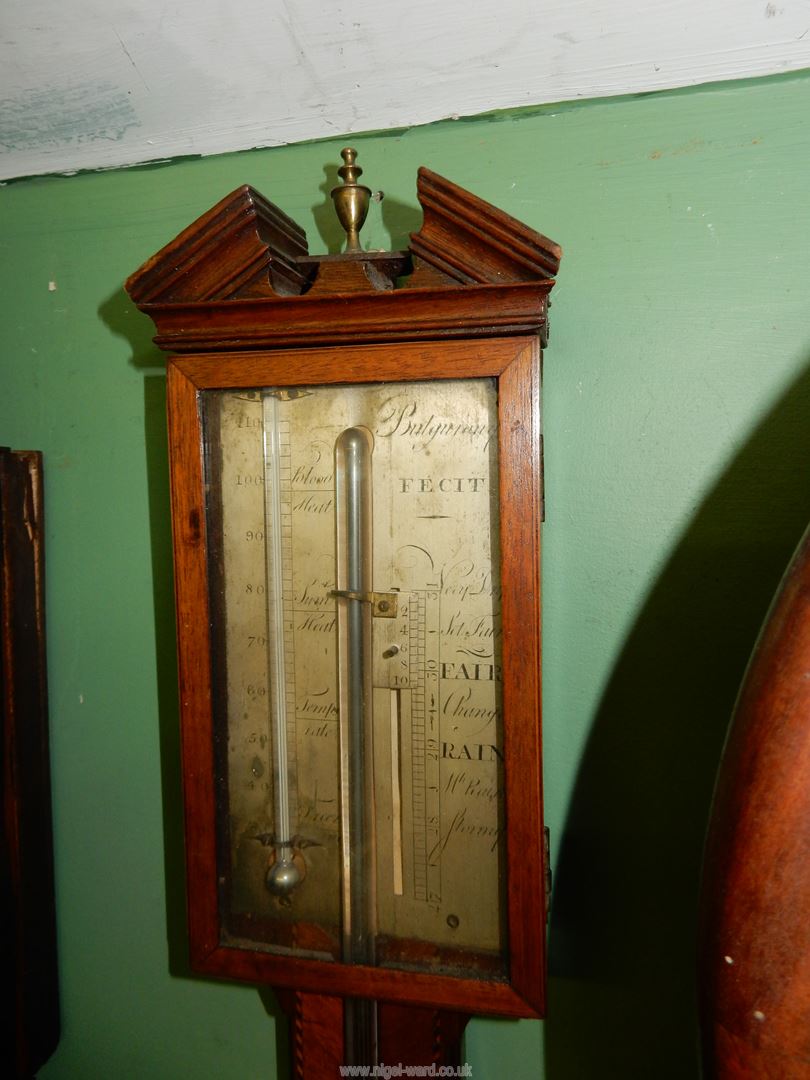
[126,150,561,1072]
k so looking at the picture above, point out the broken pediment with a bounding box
[126,167,560,307]
[125,185,313,305]
[409,168,561,286]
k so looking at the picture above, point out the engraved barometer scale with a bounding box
[126,149,561,1076]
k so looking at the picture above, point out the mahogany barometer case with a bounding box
[126,161,561,1020]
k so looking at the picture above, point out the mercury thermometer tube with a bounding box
[335,426,378,1065]
[334,426,377,961]
[262,391,301,897]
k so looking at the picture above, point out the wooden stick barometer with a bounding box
[126,150,562,1076]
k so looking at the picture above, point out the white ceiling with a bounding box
[2,0,809,181]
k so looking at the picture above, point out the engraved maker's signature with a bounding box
[376,398,491,450]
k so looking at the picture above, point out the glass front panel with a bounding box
[204,378,506,980]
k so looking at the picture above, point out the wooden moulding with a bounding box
[410,167,562,285]
[125,168,560,351]
[126,185,313,305]
[144,281,553,353]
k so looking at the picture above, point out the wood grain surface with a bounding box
[700,524,810,1077]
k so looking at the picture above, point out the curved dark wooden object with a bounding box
[699,524,810,1077]
[1,450,59,1077]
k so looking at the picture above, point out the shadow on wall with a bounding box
[545,356,810,1078]
[311,162,345,253]
[311,161,422,254]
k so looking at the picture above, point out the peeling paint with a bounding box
[0,82,139,152]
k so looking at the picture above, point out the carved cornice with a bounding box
[141,281,551,352]
[410,168,561,285]
[125,168,561,347]
[125,185,312,304]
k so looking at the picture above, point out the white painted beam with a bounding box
[1,0,809,179]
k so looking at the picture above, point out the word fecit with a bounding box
[399,477,486,493]
[339,1064,473,1078]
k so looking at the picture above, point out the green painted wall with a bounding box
[2,71,809,1078]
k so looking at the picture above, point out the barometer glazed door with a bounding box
[208,374,504,975]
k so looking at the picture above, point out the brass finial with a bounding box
[330,147,371,253]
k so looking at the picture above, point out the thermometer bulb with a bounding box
[266,850,302,897]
